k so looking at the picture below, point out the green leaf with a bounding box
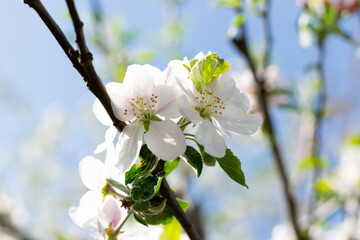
[176,198,190,211]
[163,158,181,177]
[134,213,148,227]
[181,146,203,177]
[143,207,174,225]
[106,178,130,194]
[216,148,248,188]
[132,201,151,212]
[148,199,168,215]
[125,145,158,185]
[189,59,198,68]
[160,219,182,240]
[345,134,360,146]
[131,175,163,202]
[217,0,241,8]
[190,53,230,92]
[198,144,216,166]
[233,13,245,27]
[298,156,327,171]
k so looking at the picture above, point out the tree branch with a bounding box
[24,0,126,132]
[231,2,302,239]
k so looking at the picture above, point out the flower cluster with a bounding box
[70,52,261,239]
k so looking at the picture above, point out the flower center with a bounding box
[123,94,158,122]
[194,89,225,119]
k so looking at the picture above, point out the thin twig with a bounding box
[0,215,34,240]
[231,2,302,239]
[24,0,126,132]
[24,1,200,239]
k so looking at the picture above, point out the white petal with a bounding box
[123,64,156,97]
[228,89,251,112]
[115,124,143,170]
[93,99,112,126]
[69,190,103,228]
[79,156,107,190]
[154,85,181,119]
[195,119,226,158]
[143,64,162,85]
[162,60,189,85]
[144,120,186,161]
[178,95,203,124]
[214,111,262,135]
[107,84,135,122]
[207,72,235,102]
[94,126,117,154]
[98,196,123,229]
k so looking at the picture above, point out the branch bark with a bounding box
[24,1,201,239]
[24,0,126,132]
[231,2,302,239]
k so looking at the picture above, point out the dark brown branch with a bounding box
[160,179,202,240]
[153,160,202,240]
[231,3,302,240]
[0,215,33,240]
[24,0,125,132]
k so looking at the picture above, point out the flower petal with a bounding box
[93,99,112,126]
[79,156,106,190]
[228,89,251,112]
[123,64,156,97]
[144,120,186,161]
[115,124,143,170]
[162,60,189,85]
[207,72,235,102]
[154,85,181,119]
[69,190,103,228]
[214,111,262,135]
[195,119,226,158]
[178,95,202,124]
[98,195,123,229]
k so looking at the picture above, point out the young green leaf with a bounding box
[134,213,149,227]
[216,148,248,188]
[163,158,181,177]
[190,53,230,92]
[131,175,163,202]
[106,178,130,195]
[125,144,158,185]
[198,144,216,166]
[181,146,203,177]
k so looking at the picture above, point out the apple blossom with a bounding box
[172,53,262,157]
[93,64,186,170]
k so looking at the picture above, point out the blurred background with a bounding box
[1,0,360,239]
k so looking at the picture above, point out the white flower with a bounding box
[271,223,297,240]
[97,64,186,169]
[173,60,262,157]
[69,193,125,236]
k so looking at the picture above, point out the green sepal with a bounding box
[106,178,130,195]
[180,146,203,177]
[190,53,230,92]
[216,148,248,188]
[125,144,158,185]
[134,213,148,227]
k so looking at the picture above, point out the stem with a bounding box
[231,2,302,239]
[24,0,126,132]
[115,210,133,234]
